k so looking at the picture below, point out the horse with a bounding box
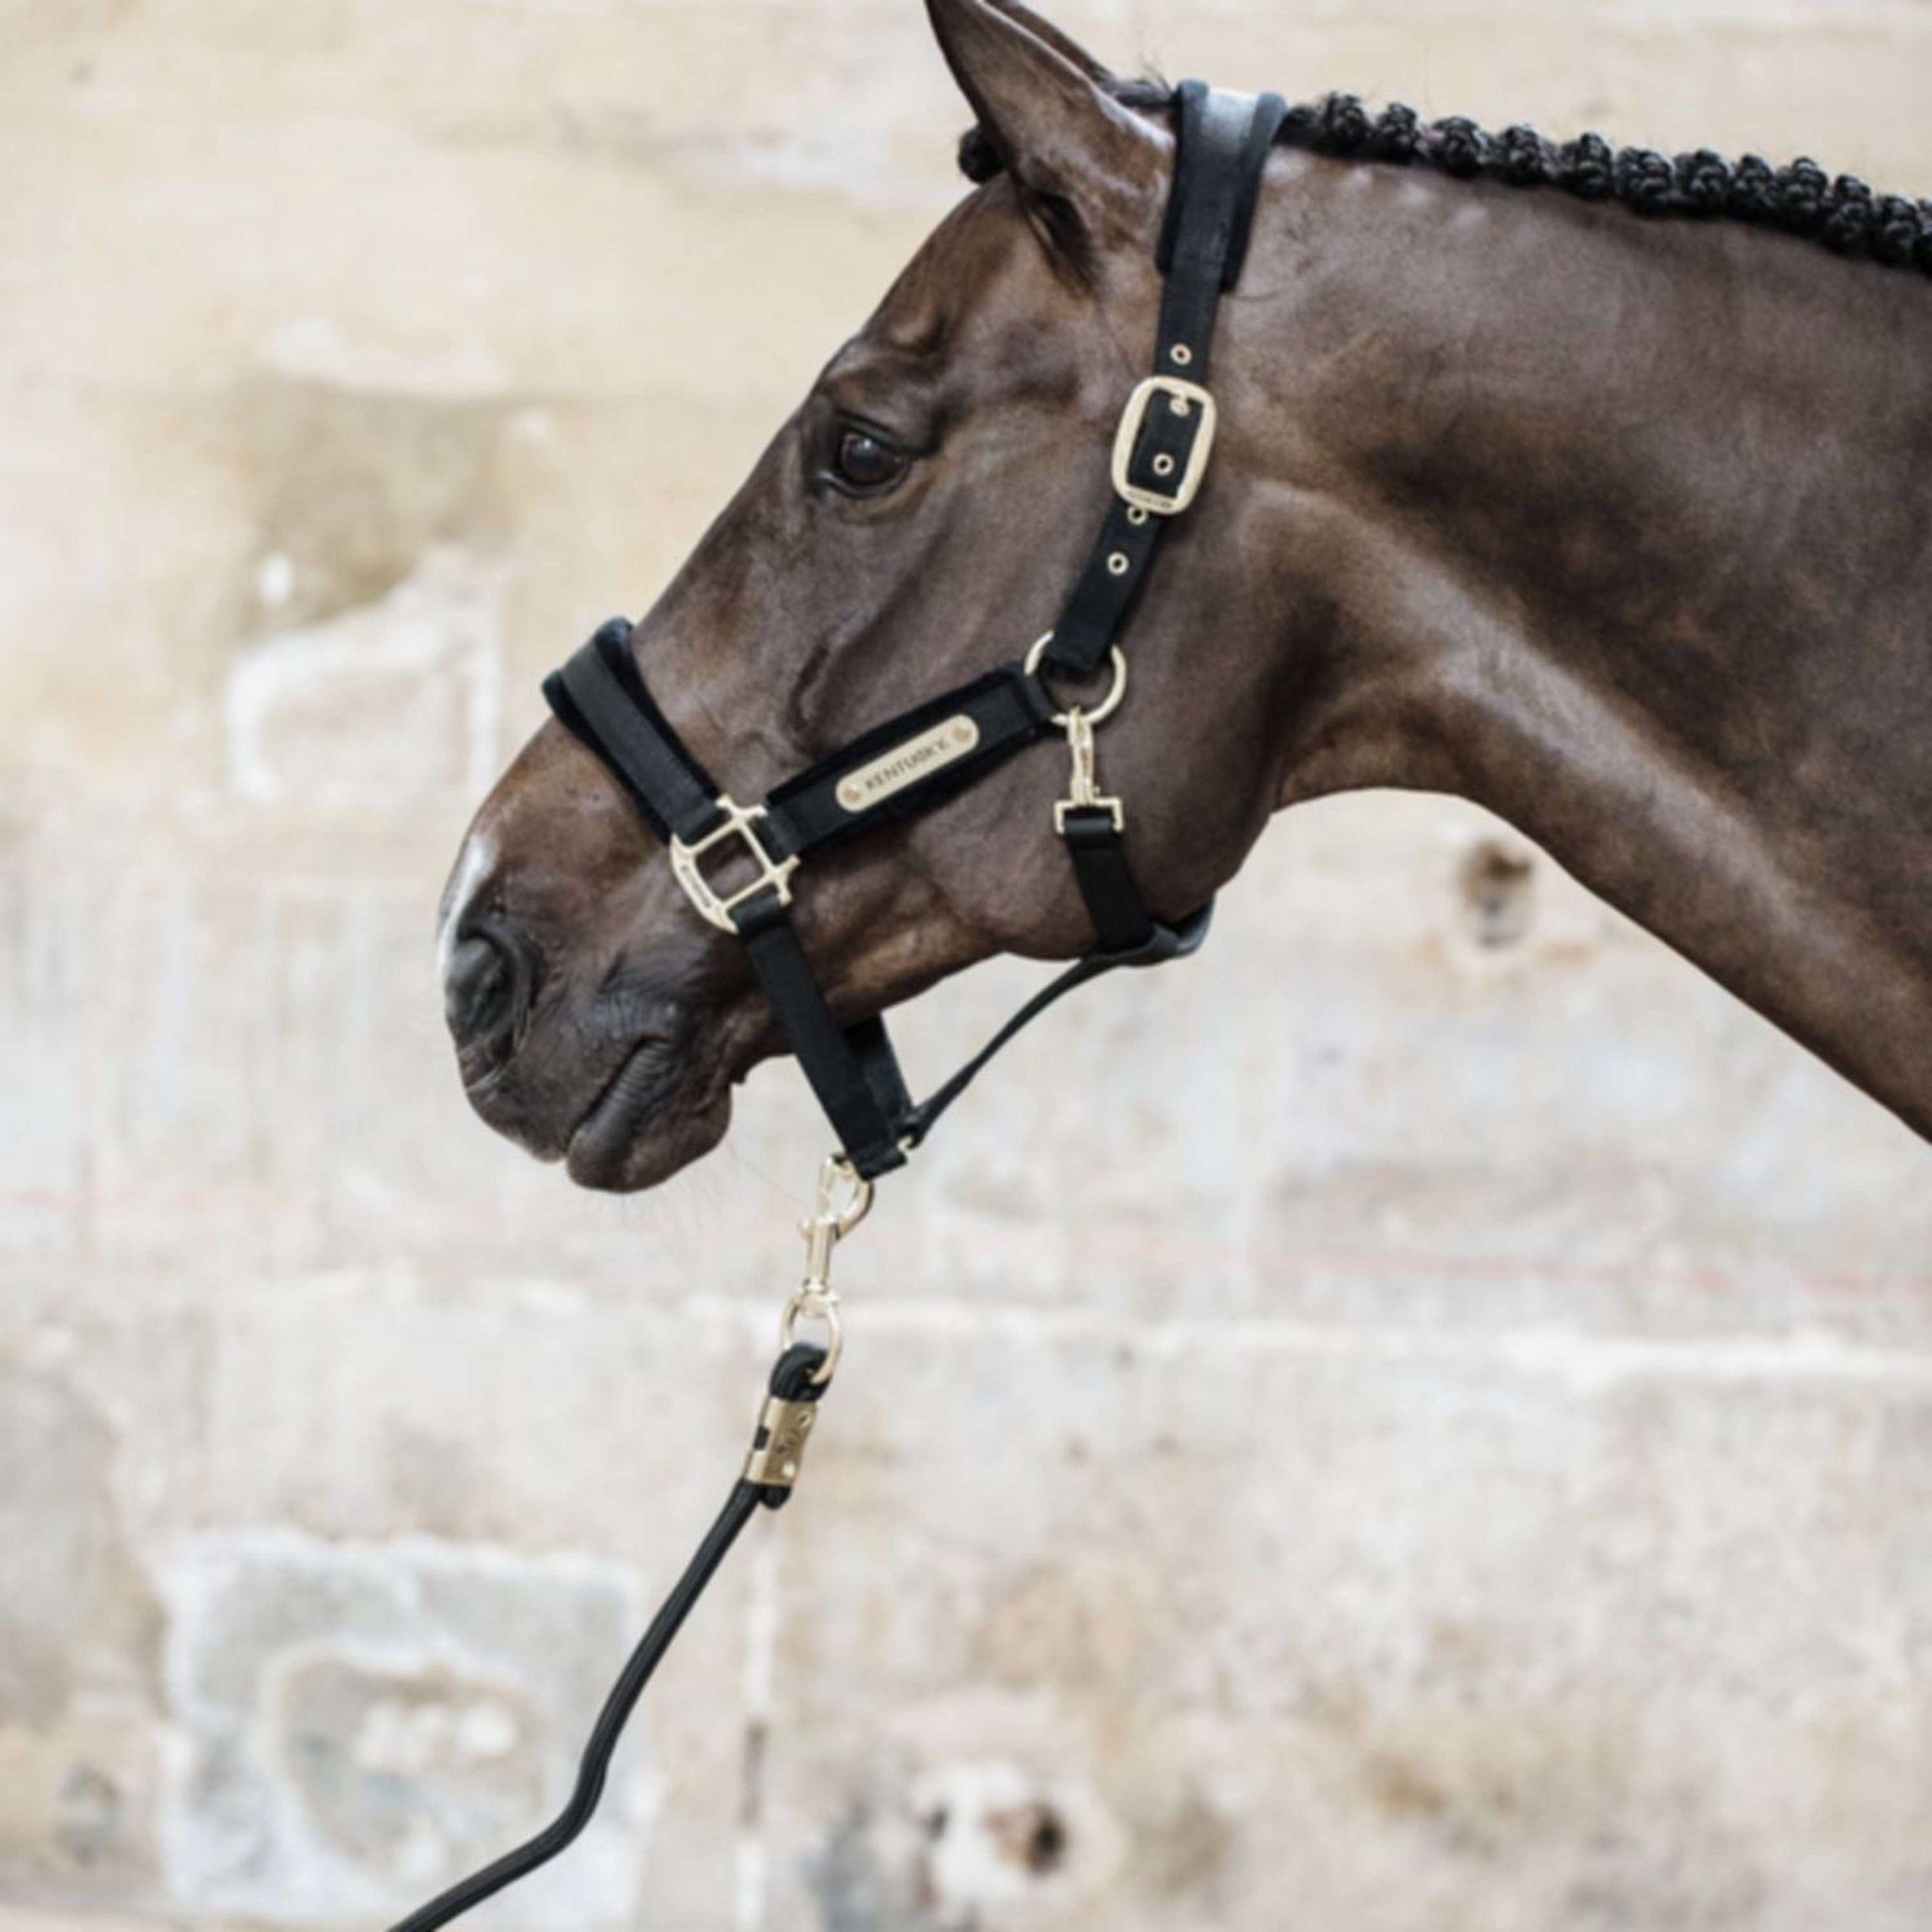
[437,0,1932,1197]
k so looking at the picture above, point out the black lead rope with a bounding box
[390,81,1278,1932]
[386,1346,831,1932]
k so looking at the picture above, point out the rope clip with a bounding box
[1054,705,1126,834]
[777,1154,872,1386]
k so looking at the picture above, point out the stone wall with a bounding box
[4,3,1931,1928]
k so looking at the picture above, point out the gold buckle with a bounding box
[1110,375,1217,516]
[667,795,799,933]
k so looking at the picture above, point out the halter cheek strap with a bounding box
[543,80,1282,1180]
[1050,81,1287,678]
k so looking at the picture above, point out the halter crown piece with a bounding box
[391,84,1284,1932]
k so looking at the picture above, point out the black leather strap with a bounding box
[1046,396,1210,681]
[1223,88,1289,291]
[765,663,1057,858]
[543,622,914,1180]
[544,621,722,845]
[1038,86,1284,959]
[735,892,909,1180]
[1059,807,1156,953]
[1044,83,1285,681]
[1152,83,1287,379]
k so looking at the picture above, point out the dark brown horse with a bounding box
[439,0,1932,1194]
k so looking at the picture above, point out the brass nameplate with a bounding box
[836,715,980,814]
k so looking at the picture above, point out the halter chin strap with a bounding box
[543,81,1283,1180]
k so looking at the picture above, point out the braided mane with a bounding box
[959,83,1932,280]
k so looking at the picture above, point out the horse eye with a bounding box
[833,428,907,493]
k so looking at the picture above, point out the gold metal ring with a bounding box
[1024,634,1128,728]
[779,1290,844,1385]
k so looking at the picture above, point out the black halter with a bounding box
[544,80,1285,1180]
[390,83,1283,1932]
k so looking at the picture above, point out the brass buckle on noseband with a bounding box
[1111,375,1217,516]
[667,795,801,933]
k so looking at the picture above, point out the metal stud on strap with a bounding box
[667,795,800,932]
[1111,375,1218,516]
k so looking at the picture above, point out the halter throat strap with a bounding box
[543,83,1281,1178]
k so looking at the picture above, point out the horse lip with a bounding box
[565,1033,686,1186]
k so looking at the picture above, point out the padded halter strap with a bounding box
[550,621,721,844]
[542,84,1281,1178]
[550,624,1063,864]
[1044,82,1287,681]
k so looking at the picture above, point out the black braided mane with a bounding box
[959,84,1932,280]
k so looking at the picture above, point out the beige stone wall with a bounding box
[4,3,1931,1928]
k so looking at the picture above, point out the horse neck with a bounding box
[1240,154,1932,1139]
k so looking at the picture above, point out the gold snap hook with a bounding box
[780,1155,872,1385]
[1052,705,1126,835]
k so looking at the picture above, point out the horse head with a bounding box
[438,0,1292,1190]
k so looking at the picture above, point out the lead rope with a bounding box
[385,1157,870,1932]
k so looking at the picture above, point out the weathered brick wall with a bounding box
[4,3,1930,1929]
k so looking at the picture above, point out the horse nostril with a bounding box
[444,930,520,1054]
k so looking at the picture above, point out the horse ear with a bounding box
[975,0,1109,85]
[926,0,1163,256]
